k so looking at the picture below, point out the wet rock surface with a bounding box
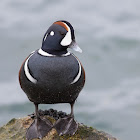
[0,110,118,140]
[29,109,68,120]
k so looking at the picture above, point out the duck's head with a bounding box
[41,20,82,55]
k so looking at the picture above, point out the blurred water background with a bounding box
[0,0,140,140]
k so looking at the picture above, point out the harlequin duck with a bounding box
[19,20,85,140]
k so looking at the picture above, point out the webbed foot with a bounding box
[26,117,52,140]
[54,115,78,136]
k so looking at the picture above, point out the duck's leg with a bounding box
[54,101,78,136]
[26,103,52,140]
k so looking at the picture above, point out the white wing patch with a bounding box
[71,54,82,84]
[24,51,37,84]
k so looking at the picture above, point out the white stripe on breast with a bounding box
[24,51,37,84]
[71,54,82,84]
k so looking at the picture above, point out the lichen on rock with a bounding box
[0,110,118,140]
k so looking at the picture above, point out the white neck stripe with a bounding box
[38,48,71,57]
[38,48,55,56]
[71,54,82,84]
[24,52,37,84]
[61,51,71,56]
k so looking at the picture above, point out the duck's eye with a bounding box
[50,31,55,36]
[59,31,65,36]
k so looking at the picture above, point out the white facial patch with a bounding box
[50,31,55,36]
[60,23,72,46]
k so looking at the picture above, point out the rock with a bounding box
[0,110,118,140]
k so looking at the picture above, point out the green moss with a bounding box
[0,116,117,140]
[0,127,5,134]
[6,118,16,126]
[59,125,103,140]
[46,116,56,124]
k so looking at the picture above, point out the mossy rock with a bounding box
[0,116,118,140]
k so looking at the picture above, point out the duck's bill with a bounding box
[69,41,82,53]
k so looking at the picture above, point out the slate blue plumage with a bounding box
[19,50,85,104]
[19,20,85,140]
